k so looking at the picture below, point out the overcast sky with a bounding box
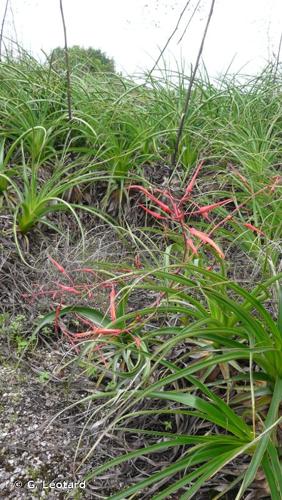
[1,0,282,76]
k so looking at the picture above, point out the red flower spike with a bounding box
[48,256,72,282]
[91,327,127,336]
[244,223,265,236]
[72,327,126,338]
[109,285,117,321]
[190,199,233,218]
[58,284,81,295]
[129,185,173,214]
[181,160,204,203]
[48,255,66,274]
[171,203,184,222]
[139,204,168,220]
[189,227,225,259]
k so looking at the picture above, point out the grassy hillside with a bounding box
[0,54,281,498]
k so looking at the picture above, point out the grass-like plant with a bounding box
[32,249,282,497]
[78,265,282,499]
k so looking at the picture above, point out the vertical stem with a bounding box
[59,0,72,121]
[0,0,9,61]
[171,0,216,168]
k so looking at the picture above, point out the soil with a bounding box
[0,337,93,499]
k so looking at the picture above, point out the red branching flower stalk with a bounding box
[129,164,280,261]
[129,161,227,260]
[33,258,131,346]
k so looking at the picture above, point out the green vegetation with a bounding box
[50,45,115,74]
[1,52,281,498]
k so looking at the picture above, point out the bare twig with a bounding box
[274,31,282,80]
[147,0,193,78]
[171,0,216,168]
[9,1,18,48]
[177,0,201,45]
[0,0,9,61]
[59,0,72,121]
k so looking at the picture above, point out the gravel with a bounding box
[0,339,99,499]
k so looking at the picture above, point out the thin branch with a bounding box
[0,0,9,61]
[274,31,282,80]
[59,0,72,121]
[177,0,201,45]
[171,0,216,168]
[147,0,193,78]
[9,1,18,48]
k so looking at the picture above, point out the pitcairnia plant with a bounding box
[128,160,280,265]
[33,253,282,498]
[129,161,230,260]
[81,264,282,499]
[32,256,151,385]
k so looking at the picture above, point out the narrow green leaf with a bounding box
[34,305,110,335]
[236,377,282,499]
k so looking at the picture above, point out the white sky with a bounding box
[1,0,282,76]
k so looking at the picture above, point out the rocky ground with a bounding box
[0,333,103,499]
